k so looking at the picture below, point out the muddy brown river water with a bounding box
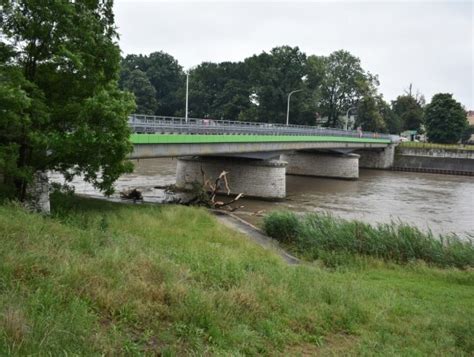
[50,158,474,237]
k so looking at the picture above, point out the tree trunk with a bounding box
[25,171,50,214]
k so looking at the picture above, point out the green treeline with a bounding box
[263,211,474,269]
[119,48,409,132]
[119,47,470,141]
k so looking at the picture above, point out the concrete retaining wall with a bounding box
[393,148,474,175]
[396,147,474,159]
[282,152,359,179]
[357,145,395,169]
[393,155,474,176]
[176,157,287,199]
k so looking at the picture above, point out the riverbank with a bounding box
[393,144,474,176]
[0,193,473,355]
[263,211,474,269]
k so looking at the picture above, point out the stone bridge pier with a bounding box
[176,156,287,199]
[356,144,396,169]
[281,151,360,179]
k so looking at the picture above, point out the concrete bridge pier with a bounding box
[176,156,287,199]
[357,144,396,169]
[281,151,360,179]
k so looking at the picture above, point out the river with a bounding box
[50,158,474,237]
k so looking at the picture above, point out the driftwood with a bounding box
[197,167,244,211]
[152,168,244,211]
[120,188,143,202]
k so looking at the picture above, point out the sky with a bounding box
[114,0,474,109]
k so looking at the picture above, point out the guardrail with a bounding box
[128,114,398,143]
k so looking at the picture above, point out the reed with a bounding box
[263,211,474,269]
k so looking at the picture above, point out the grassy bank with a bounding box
[263,211,474,269]
[0,194,473,355]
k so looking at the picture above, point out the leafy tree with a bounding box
[308,50,378,128]
[355,95,386,132]
[461,125,474,144]
[391,93,424,131]
[245,46,312,124]
[183,61,252,120]
[377,97,402,134]
[120,52,183,116]
[121,69,157,115]
[0,0,135,206]
[424,93,468,144]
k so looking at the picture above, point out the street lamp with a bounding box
[345,106,357,130]
[286,89,303,126]
[185,71,189,123]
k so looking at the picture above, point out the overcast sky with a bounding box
[115,0,473,109]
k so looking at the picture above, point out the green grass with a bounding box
[0,194,473,355]
[263,211,474,269]
[399,141,474,151]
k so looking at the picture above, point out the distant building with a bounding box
[467,110,474,143]
[468,110,474,125]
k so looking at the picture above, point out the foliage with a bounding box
[308,50,378,128]
[263,211,474,269]
[377,97,402,134]
[355,95,386,132]
[120,69,157,115]
[0,0,135,200]
[424,93,468,144]
[461,125,474,144]
[0,195,472,355]
[121,47,389,129]
[392,94,425,131]
[244,46,315,125]
[185,61,252,120]
[120,52,183,116]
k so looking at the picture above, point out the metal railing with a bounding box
[128,114,399,142]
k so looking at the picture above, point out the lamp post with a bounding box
[185,71,189,123]
[345,106,356,130]
[286,89,303,126]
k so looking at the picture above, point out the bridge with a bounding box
[128,114,399,198]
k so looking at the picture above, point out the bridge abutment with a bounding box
[176,156,287,199]
[282,152,360,179]
[357,144,396,169]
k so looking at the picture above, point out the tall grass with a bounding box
[0,194,472,355]
[263,211,474,269]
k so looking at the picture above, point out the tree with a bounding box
[377,97,402,134]
[461,125,474,144]
[355,95,386,132]
[391,90,425,131]
[308,50,378,128]
[121,69,157,115]
[183,61,252,120]
[120,52,183,116]
[424,93,468,144]
[245,46,312,124]
[0,0,135,209]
